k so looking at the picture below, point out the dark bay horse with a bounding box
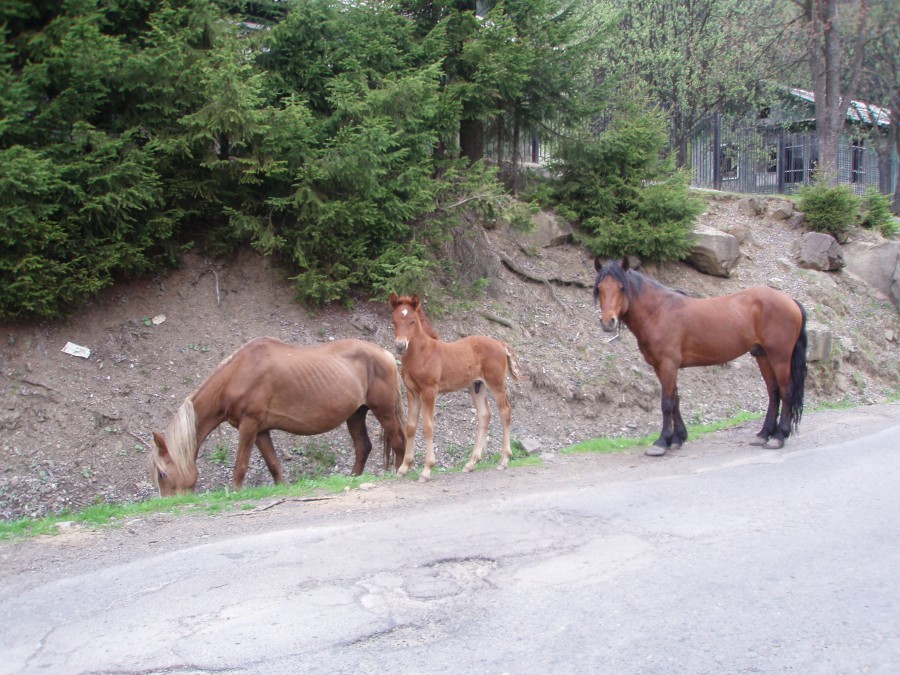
[150,337,406,495]
[388,293,526,481]
[593,258,807,455]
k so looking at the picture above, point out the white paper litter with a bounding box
[151,314,166,325]
[61,342,91,359]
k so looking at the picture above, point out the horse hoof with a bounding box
[496,464,508,471]
[417,474,430,483]
[669,443,682,452]
[645,445,667,457]
[462,465,474,473]
[750,435,769,447]
[764,438,785,450]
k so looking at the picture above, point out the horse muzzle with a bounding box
[600,316,619,333]
[393,339,409,356]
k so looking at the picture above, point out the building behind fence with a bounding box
[688,111,896,198]
[488,88,897,200]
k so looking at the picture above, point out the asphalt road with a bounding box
[2,404,899,674]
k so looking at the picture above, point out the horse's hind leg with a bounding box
[753,354,781,447]
[255,431,284,485]
[463,381,492,472]
[490,383,514,470]
[365,394,405,473]
[346,406,373,476]
[771,353,797,447]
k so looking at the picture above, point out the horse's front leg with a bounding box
[254,430,284,484]
[233,420,260,489]
[346,406,372,476]
[670,390,687,451]
[419,389,438,482]
[649,363,678,456]
[398,390,421,477]
[463,381,491,472]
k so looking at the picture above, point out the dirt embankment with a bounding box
[2,195,898,521]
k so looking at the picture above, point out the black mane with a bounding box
[592,259,646,305]
[593,258,687,306]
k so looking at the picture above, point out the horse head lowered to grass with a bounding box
[388,292,525,481]
[592,257,807,455]
[150,337,406,495]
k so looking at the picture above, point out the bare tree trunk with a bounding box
[496,115,505,169]
[801,0,870,186]
[460,118,484,164]
[806,0,843,183]
[894,127,900,214]
[511,117,521,195]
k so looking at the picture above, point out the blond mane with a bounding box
[159,399,198,474]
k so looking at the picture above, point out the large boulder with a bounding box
[841,240,900,309]
[686,225,740,277]
[771,200,795,220]
[796,232,844,271]
[522,211,573,248]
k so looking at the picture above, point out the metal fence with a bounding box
[687,114,887,196]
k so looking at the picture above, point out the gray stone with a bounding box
[842,240,900,310]
[686,225,740,277]
[738,197,766,217]
[796,232,844,271]
[522,211,573,248]
[805,322,833,362]
[519,437,542,455]
[771,200,794,220]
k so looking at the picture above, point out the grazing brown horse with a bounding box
[388,293,526,481]
[150,337,406,495]
[593,257,807,455]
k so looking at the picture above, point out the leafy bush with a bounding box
[797,181,858,242]
[859,187,897,238]
[547,104,703,261]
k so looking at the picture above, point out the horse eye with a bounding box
[158,469,168,480]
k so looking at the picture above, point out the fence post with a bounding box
[777,129,786,194]
[712,113,722,191]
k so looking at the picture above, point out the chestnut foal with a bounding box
[389,293,525,481]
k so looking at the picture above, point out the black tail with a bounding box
[790,301,808,433]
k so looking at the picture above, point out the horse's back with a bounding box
[208,337,393,405]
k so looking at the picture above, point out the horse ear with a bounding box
[621,256,630,272]
[410,293,420,308]
[594,257,605,272]
[388,292,399,307]
[152,432,170,459]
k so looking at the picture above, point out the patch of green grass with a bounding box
[562,410,761,455]
[0,473,384,541]
[811,397,856,412]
